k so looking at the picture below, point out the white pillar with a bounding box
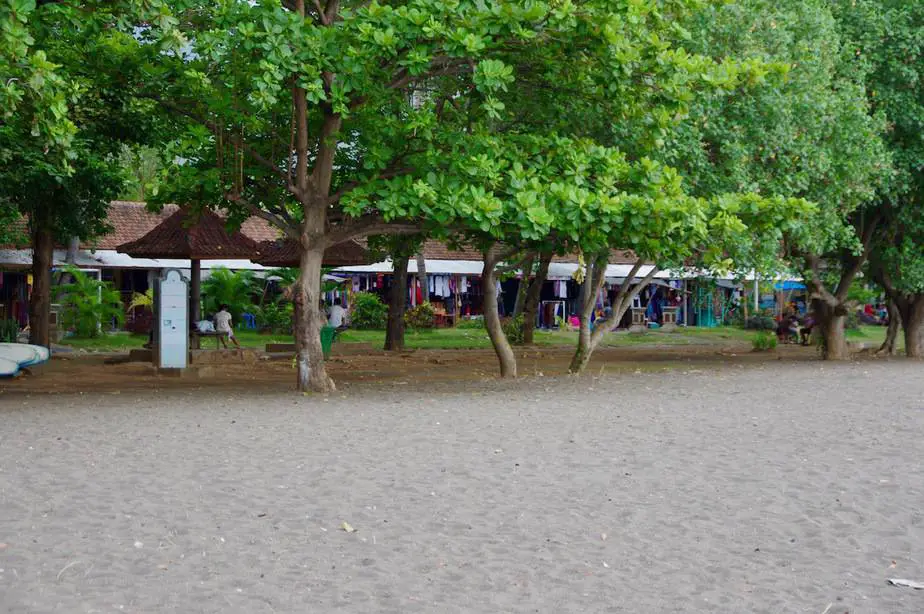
[753,278,759,312]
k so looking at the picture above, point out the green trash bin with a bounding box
[320,325,336,358]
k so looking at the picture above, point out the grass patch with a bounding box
[61,329,296,351]
[59,325,804,352]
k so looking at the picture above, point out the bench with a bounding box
[190,330,229,350]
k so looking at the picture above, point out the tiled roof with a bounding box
[117,208,263,259]
[256,238,369,267]
[7,201,639,266]
[420,239,483,261]
[419,239,637,265]
[98,201,283,250]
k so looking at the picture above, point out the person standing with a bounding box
[214,304,241,349]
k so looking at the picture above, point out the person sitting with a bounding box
[776,315,799,343]
[214,304,241,349]
[327,298,348,331]
[799,313,815,346]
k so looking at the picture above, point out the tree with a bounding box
[662,0,890,360]
[53,265,124,338]
[1,0,150,346]
[128,0,785,390]
[367,233,424,352]
[833,0,924,357]
[133,0,586,390]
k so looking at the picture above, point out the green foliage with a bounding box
[0,319,19,342]
[456,318,486,330]
[752,331,778,351]
[665,0,889,263]
[846,282,877,307]
[837,1,924,300]
[1,1,150,248]
[350,292,388,330]
[405,302,435,331]
[119,145,161,201]
[845,310,860,331]
[745,315,777,331]
[126,288,153,313]
[53,265,124,338]
[502,314,525,346]
[255,301,293,334]
[201,267,255,322]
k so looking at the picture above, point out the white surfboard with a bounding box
[0,356,20,377]
[0,343,50,368]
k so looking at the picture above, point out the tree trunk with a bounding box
[384,254,409,351]
[814,299,849,360]
[416,253,429,303]
[293,239,335,393]
[570,317,594,373]
[877,299,900,356]
[568,253,607,373]
[521,251,551,345]
[512,253,535,318]
[899,296,924,358]
[29,220,54,348]
[569,259,657,374]
[482,253,516,378]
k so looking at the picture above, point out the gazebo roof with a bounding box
[256,238,369,268]
[116,209,263,260]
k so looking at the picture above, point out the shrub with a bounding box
[405,302,435,330]
[351,292,388,330]
[752,330,778,351]
[502,314,525,345]
[0,319,19,342]
[53,265,124,338]
[744,315,776,331]
[845,310,860,330]
[456,317,485,330]
[256,301,293,334]
[201,267,256,321]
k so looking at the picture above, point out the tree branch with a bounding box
[225,192,299,239]
[805,254,839,306]
[591,264,660,343]
[140,93,298,194]
[311,0,329,24]
[327,215,423,244]
[328,165,416,205]
[496,252,533,275]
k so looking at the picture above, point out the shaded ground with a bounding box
[3,338,822,395]
[1,358,922,613]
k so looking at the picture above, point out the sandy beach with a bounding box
[1,360,922,613]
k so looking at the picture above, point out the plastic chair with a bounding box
[242,312,257,329]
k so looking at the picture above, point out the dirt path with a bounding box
[1,341,825,396]
[1,360,922,613]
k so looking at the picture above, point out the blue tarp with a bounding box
[774,281,806,291]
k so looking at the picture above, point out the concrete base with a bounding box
[189,348,259,365]
[265,343,296,353]
[128,348,154,362]
[628,324,647,334]
[155,366,216,378]
[659,323,677,332]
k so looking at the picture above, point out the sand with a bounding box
[0,360,922,613]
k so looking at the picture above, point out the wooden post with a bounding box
[453,274,461,326]
[190,259,201,323]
